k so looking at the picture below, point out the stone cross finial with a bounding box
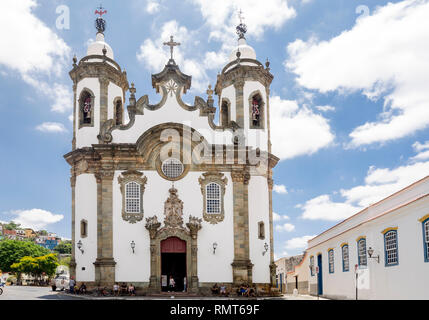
[163,35,181,61]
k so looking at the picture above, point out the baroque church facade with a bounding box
[64,12,279,293]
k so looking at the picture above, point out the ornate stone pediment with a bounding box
[164,186,184,228]
[145,186,202,238]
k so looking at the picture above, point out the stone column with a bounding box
[268,176,276,286]
[72,83,77,151]
[188,221,201,293]
[231,169,253,285]
[99,77,109,125]
[93,169,116,287]
[146,220,161,293]
[233,80,245,127]
[70,173,77,279]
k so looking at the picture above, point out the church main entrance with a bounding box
[161,237,187,292]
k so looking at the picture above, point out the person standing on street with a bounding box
[69,277,75,294]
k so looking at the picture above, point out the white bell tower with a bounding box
[69,8,129,150]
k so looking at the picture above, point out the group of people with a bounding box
[63,277,136,296]
[238,284,256,297]
[211,283,228,296]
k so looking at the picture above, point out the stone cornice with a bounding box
[69,56,129,91]
[215,63,273,95]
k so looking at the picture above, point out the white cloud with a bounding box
[36,122,68,133]
[189,0,296,40]
[275,223,295,232]
[0,0,71,113]
[273,184,288,194]
[10,209,64,230]
[412,141,429,161]
[273,212,290,221]
[146,1,160,14]
[284,235,316,250]
[299,194,362,221]
[286,0,429,147]
[299,146,429,221]
[270,96,335,160]
[315,105,335,112]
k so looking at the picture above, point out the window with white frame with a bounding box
[424,220,429,262]
[206,182,221,214]
[358,238,367,266]
[328,249,334,273]
[384,230,398,266]
[125,182,141,213]
[342,245,349,272]
[310,256,314,276]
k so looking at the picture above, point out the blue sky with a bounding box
[1,0,429,259]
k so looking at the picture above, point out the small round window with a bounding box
[161,158,184,179]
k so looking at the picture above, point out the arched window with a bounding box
[221,100,230,127]
[125,182,141,214]
[79,90,94,127]
[258,221,265,240]
[249,93,264,129]
[384,230,398,266]
[80,220,87,238]
[341,244,349,272]
[423,219,429,262]
[328,249,334,273]
[357,237,367,267]
[206,182,221,214]
[114,98,123,125]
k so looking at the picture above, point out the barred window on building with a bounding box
[384,230,398,266]
[342,245,349,272]
[310,256,315,276]
[206,182,221,214]
[358,238,367,267]
[328,249,334,273]
[125,182,141,213]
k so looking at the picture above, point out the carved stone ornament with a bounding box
[198,172,228,224]
[145,216,161,239]
[118,170,147,224]
[186,216,203,238]
[163,186,184,228]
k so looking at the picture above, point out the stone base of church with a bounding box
[231,259,254,284]
[93,258,116,287]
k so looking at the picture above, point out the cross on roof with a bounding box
[163,36,181,61]
[95,4,107,17]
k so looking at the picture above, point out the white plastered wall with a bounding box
[248,175,271,283]
[75,174,97,282]
[112,170,234,283]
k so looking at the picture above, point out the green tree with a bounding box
[0,239,50,273]
[35,254,59,277]
[53,241,72,254]
[10,254,58,283]
[38,230,48,236]
[3,221,21,230]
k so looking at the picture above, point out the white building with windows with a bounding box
[306,175,429,300]
[64,12,278,294]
